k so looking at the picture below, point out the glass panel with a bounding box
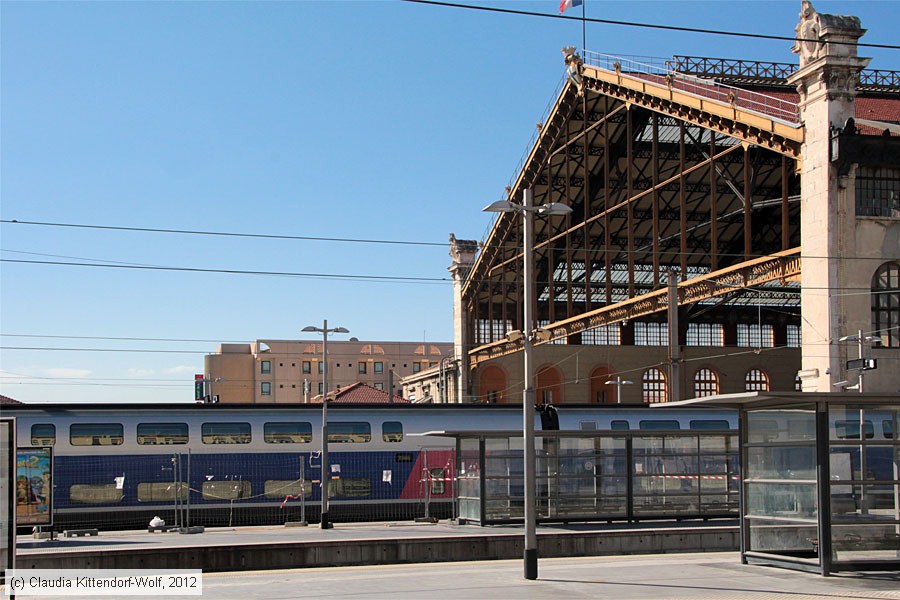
[328,477,371,498]
[748,445,817,480]
[747,409,816,443]
[832,523,900,562]
[748,518,819,554]
[69,484,124,504]
[202,422,251,444]
[202,480,251,500]
[264,422,312,444]
[745,482,818,518]
[264,480,311,499]
[328,422,371,443]
[70,423,124,446]
[382,421,403,443]
[137,482,188,502]
[689,420,730,431]
[639,420,680,431]
[137,423,188,445]
[30,424,55,446]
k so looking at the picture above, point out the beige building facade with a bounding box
[205,339,452,404]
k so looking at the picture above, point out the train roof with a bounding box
[0,402,733,413]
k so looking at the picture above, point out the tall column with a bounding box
[786,1,869,391]
[449,234,478,403]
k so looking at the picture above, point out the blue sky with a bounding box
[2,1,897,404]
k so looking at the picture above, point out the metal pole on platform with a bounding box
[302,320,349,529]
[483,189,571,580]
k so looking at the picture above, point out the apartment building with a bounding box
[204,339,452,404]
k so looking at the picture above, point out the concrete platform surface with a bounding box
[7,552,900,599]
[14,520,742,572]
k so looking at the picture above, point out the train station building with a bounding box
[450,2,899,406]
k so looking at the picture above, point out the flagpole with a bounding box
[581,0,586,53]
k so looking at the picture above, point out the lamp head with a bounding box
[301,326,319,333]
[536,202,573,216]
[482,200,519,214]
[333,327,350,334]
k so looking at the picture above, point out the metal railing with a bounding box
[582,51,801,125]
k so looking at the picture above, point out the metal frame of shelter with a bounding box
[421,427,740,526]
[661,392,900,576]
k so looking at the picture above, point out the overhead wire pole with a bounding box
[302,320,350,529]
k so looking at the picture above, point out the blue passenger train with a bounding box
[6,403,749,529]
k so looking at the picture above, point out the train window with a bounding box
[834,420,875,440]
[264,480,312,499]
[137,482,188,502]
[610,420,630,431]
[638,420,680,431]
[328,477,371,498]
[580,421,597,431]
[137,423,188,445]
[264,422,312,444]
[69,484,123,504]
[382,421,403,443]
[689,420,731,431]
[201,422,251,444]
[328,422,371,443]
[30,424,55,446]
[883,420,894,439]
[70,423,124,446]
[202,480,251,500]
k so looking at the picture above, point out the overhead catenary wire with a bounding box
[400,0,900,51]
[3,220,900,263]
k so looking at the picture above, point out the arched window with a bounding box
[872,261,900,348]
[745,369,770,392]
[537,366,563,405]
[693,368,720,397]
[589,366,614,404]
[478,365,507,404]
[642,368,667,403]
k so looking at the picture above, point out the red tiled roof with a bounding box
[0,394,23,405]
[313,382,408,404]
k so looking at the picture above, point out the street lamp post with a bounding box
[484,188,571,580]
[604,376,634,404]
[302,320,349,529]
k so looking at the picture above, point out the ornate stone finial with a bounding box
[792,1,821,65]
[562,46,584,90]
[792,1,865,68]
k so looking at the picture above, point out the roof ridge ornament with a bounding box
[562,46,583,91]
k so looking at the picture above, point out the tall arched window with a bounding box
[642,368,667,403]
[872,261,900,348]
[745,369,770,392]
[589,366,614,404]
[478,365,507,404]
[693,368,720,397]
[537,366,563,405]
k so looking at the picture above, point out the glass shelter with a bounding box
[663,392,900,576]
[433,428,739,525]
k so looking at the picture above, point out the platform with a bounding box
[15,520,739,572]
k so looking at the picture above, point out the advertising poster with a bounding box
[16,447,52,526]
[1,419,14,584]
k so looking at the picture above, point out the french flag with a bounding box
[559,0,582,14]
